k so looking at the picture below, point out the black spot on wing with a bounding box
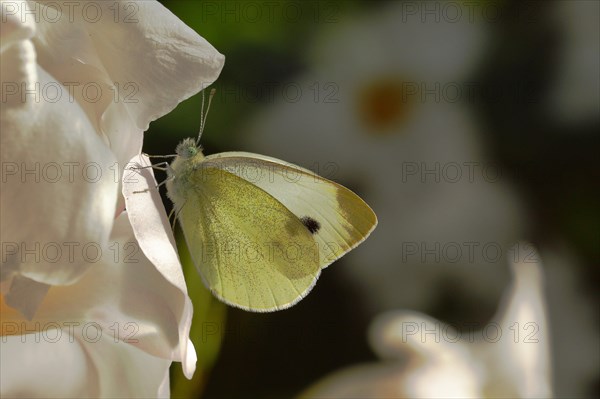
[300,216,321,234]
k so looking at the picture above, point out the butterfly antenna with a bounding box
[196,88,217,145]
[197,90,206,145]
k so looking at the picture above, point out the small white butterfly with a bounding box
[155,89,377,311]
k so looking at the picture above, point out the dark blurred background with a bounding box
[146,1,598,398]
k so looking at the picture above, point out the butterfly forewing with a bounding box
[204,152,378,269]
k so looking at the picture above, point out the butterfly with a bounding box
[151,89,377,312]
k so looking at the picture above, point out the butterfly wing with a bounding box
[204,152,378,269]
[177,166,321,312]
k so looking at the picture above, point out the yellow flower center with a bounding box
[357,78,412,133]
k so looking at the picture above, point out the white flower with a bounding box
[1,0,224,396]
[300,243,552,398]
[1,0,224,316]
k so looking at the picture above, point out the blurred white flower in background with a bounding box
[240,3,599,395]
[300,243,552,399]
[242,1,528,312]
[549,0,599,124]
[1,0,224,396]
[540,243,599,397]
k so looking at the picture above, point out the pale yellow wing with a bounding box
[177,166,321,312]
[204,152,378,268]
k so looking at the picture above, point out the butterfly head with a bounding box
[175,138,203,160]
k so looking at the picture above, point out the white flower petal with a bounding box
[80,332,173,398]
[369,311,482,398]
[300,363,405,398]
[0,332,92,398]
[88,0,225,130]
[1,57,118,296]
[0,0,36,53]
[122,159,196,377]
[2,212,196,377]
[31,213,190,376]
[310,1,488,82]
[481,243,552,398]
[359,244,552,398]
[0,329,172,398]
[31,0,224,167]
[0,211,194,396]
[157,372,171,399]
[0,36,36,105]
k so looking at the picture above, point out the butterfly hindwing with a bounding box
[176,166,321,312]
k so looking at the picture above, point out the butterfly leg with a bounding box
[168,206,178,232]
[170,201,186,233]
[130,162,170,172]
[156,175,173,189]
[131,162,172,194]
[142,153,177,159]
[132,176,173,194]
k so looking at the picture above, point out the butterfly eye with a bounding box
[176,138,199,158]
[186,147,198,157]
